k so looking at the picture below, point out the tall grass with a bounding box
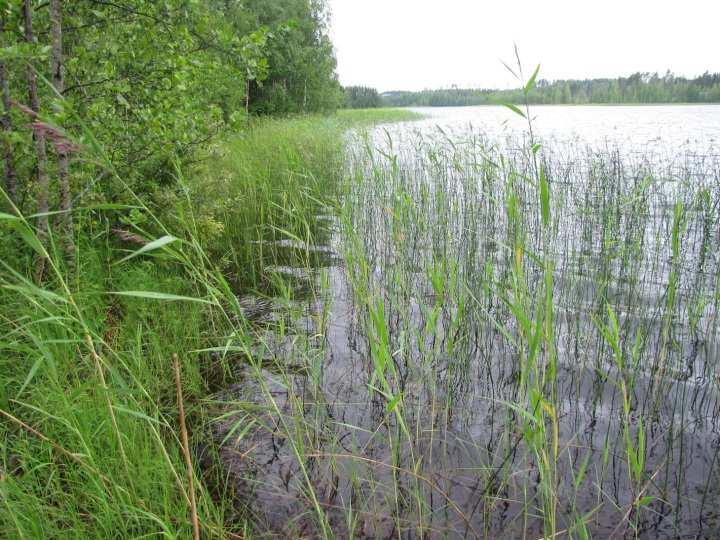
[0,115,351,538]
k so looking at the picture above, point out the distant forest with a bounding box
[378,72,720,107]
[343,86,382,108]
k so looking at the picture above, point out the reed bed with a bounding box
[211,125,720,538]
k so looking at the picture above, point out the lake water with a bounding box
[386,104,720,159]
[217,105,720,538]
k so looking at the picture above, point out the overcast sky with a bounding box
[328,0,720,92]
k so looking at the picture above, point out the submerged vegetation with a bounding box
[1,2,719,539]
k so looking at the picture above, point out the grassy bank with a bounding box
[0,113,372,538]
[335,108,425,125]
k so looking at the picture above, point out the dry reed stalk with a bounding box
[174,353,200,540]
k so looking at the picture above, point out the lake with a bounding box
[384,104,720,159]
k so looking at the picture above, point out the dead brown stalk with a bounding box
[174,353,200,540]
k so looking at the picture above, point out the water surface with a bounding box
[403,104,720,156]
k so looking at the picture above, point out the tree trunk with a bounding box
[49,0,75,269]
[24,0,52,281]
[0,13,17,205]
[0,61,17,205]
[302,78,307,112]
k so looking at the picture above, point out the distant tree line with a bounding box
[343,86,381,108]
[382,71,720,107]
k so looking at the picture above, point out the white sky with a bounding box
[328,0,720,92]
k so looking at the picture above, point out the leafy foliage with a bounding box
[0,0,341,212]
[240,0,343,114]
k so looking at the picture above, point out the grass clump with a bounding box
[335,107,425,126]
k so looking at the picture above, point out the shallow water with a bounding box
[214,108,720,538]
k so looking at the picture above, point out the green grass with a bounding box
[184,116,347,290]
[0,115,351,538]
[0,106,424,539]
[335,107,425,125]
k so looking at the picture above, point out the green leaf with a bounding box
[116,94,130,109]
[539,168,551,228]
[500,60,518,80]
[3,284,68,304]
[525,64,541,93]
[386,393,402,414]
[573,452,591,489]
[26,209,70,219]
[112,405,162,425]
[16,356,45,399]
[502,103,526,118]
[9,222,45,256]
[115,235,178,264]
[80,204,141,211]
[110,291,214,304]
